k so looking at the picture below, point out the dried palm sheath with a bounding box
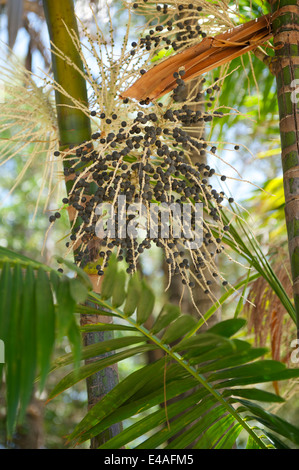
[122,14,272,101]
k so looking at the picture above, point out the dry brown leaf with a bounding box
[122,14,272,101]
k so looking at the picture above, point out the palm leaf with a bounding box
[0,246,91,436]
[49,263,299,449]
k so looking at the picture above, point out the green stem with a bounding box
[42,0,121,447]
[269,0,299,335]
[42,0,91,147]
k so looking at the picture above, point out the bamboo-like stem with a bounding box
[42,0,91,146]
[42,0,121,447]
[269,0,299,335]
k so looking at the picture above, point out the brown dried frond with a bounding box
[121,15,272,101]
[245,253,295,364]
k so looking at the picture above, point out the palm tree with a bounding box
[40,0,299,447]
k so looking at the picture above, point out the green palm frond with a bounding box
[211,204,296,323]
[46,261,299,449]
[1,246,298,448]
[0,246,92,437]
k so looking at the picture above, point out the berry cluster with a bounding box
[131,1,206,53]
[49,1,238,307]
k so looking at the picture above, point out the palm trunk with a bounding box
[42,0,121,447]
[269,0,299,335]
